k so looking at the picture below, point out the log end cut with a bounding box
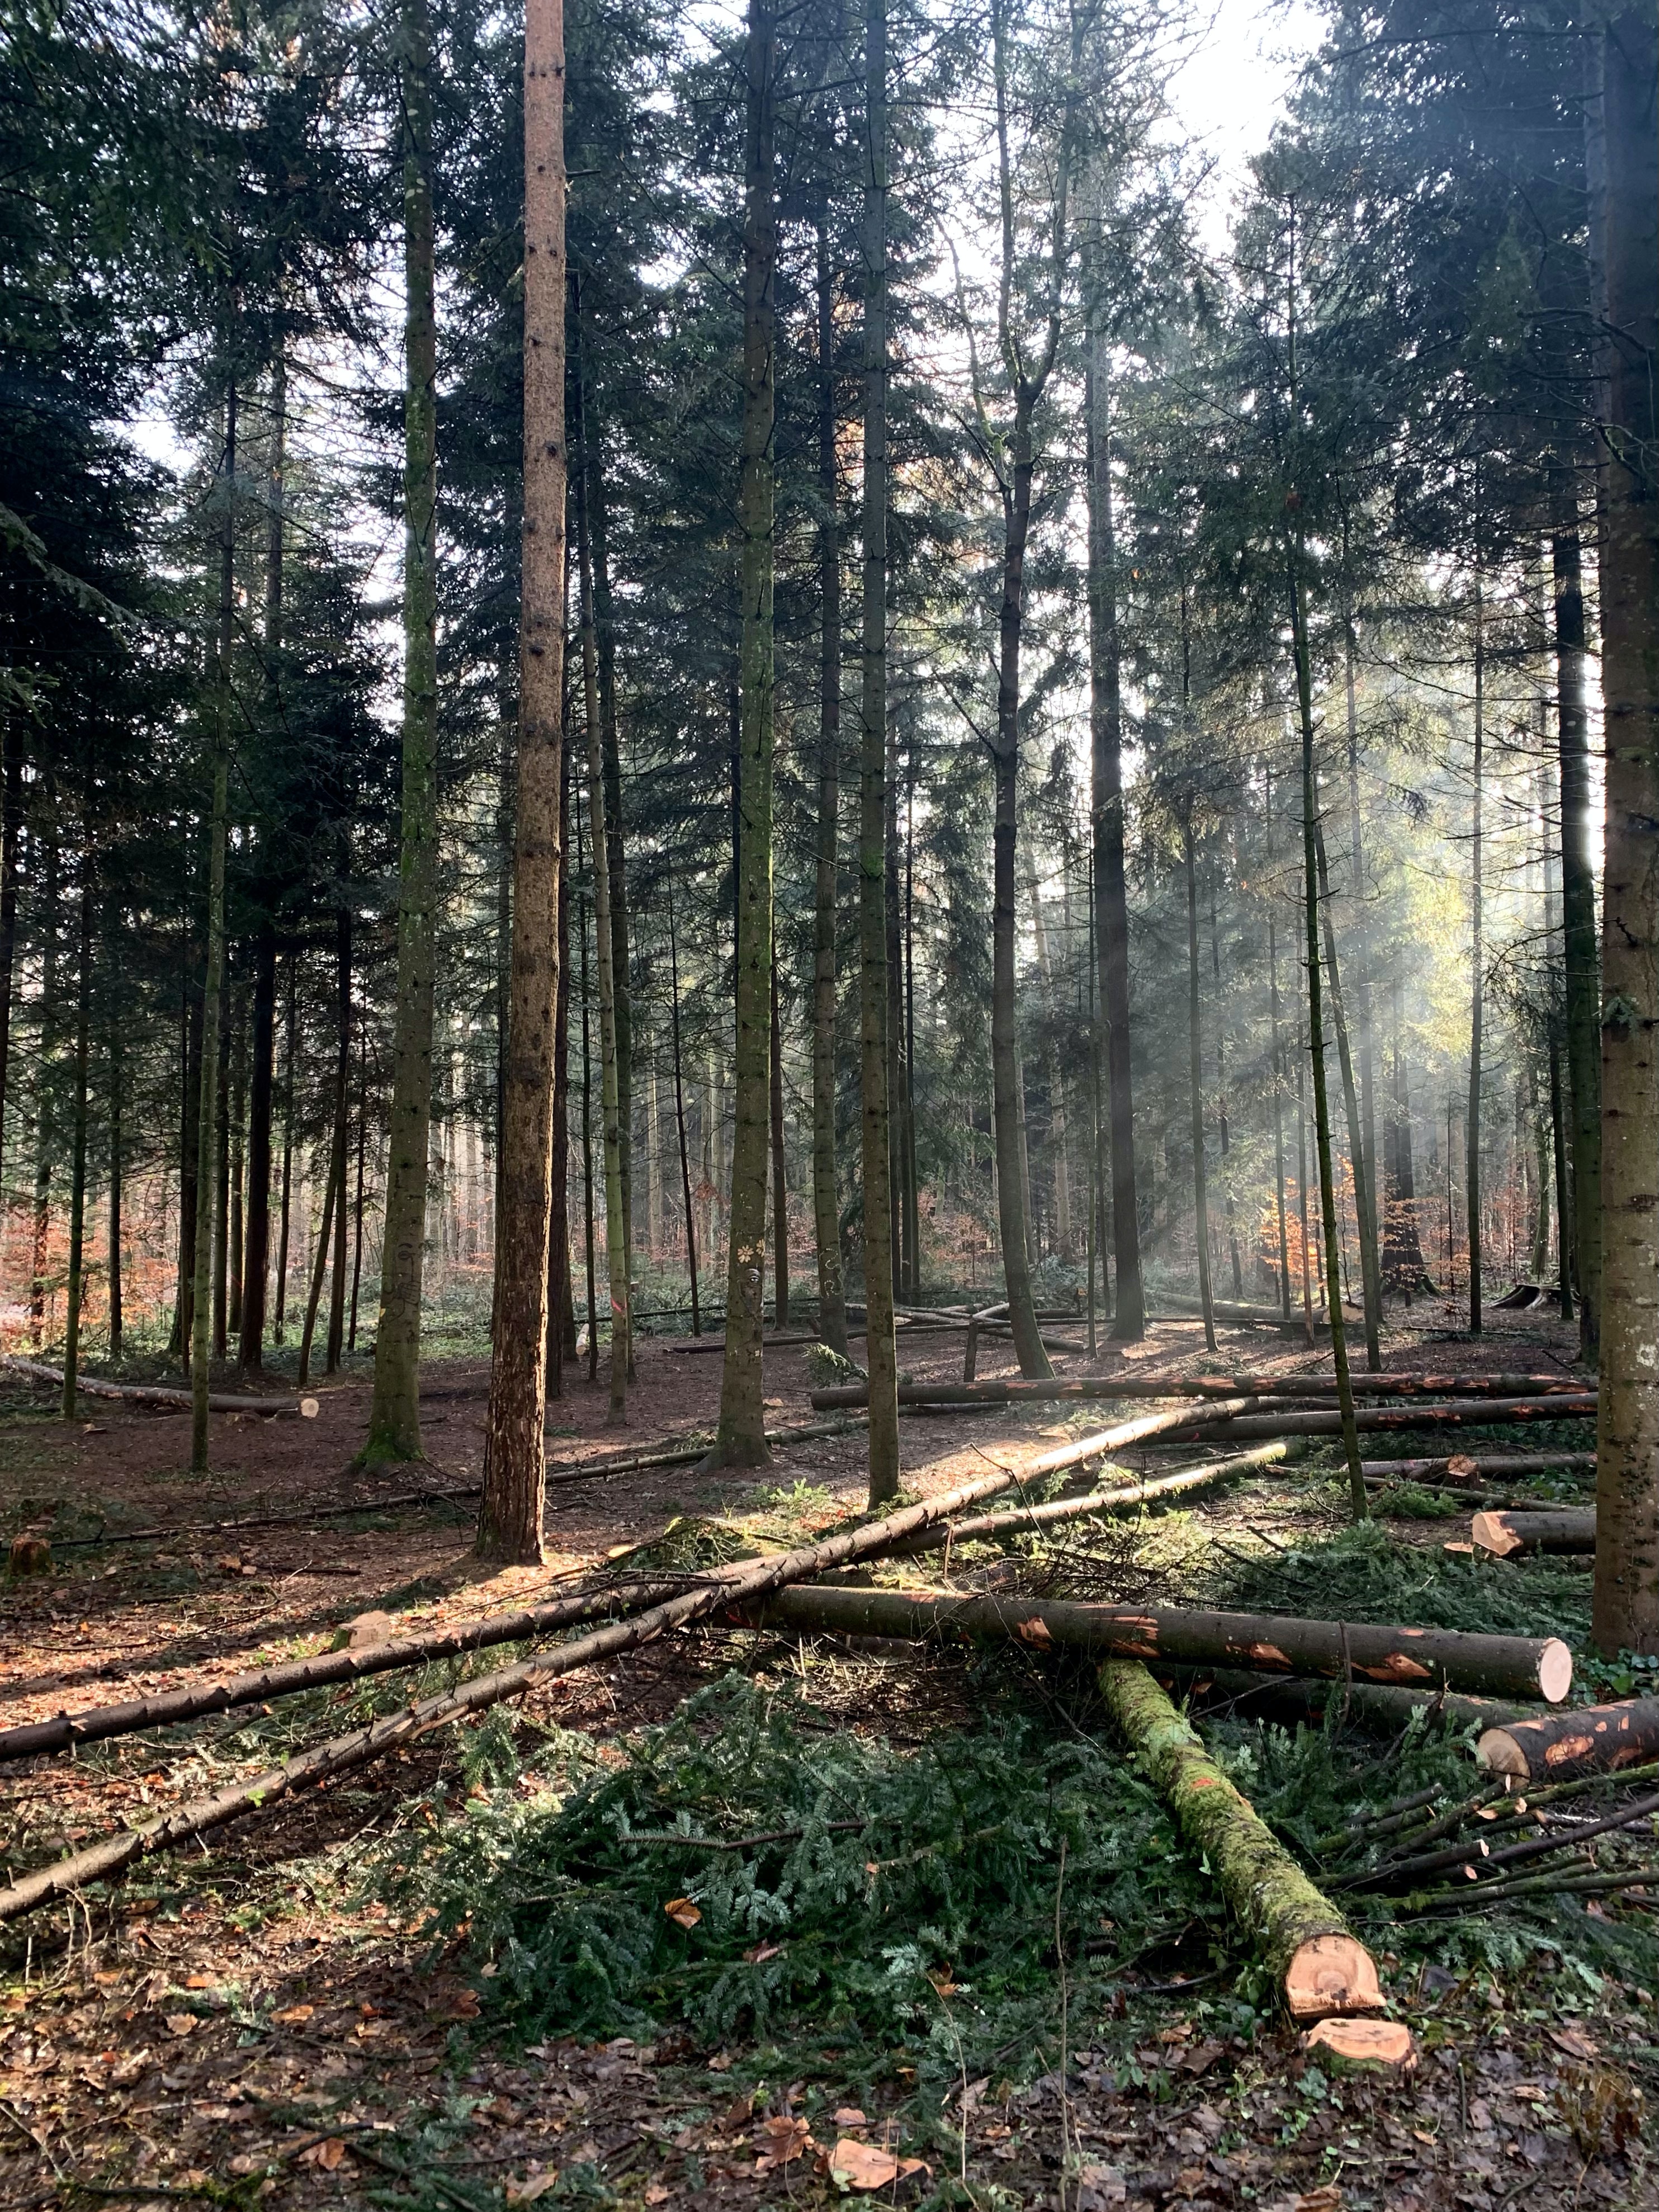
[1475,1727,1532,1778]
[1471,1511,1523,1558]
[1538,1638,1573,1705]
[300,1397,320,1420]
[1283,1933,1384,2024]
[1302,2017,1417,2074]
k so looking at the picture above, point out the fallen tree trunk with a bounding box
[0,1454,1057,1925]
[809,1376,1595,1414]
[0,1578,691,1765]
[1160,1667,1526,1737]
[1471,1509,1596,1557]
[1359,1452,1595,1482]
[3,1358,316,1418]
[1476,1698,1659,1781]
[734,1584,1572,1700]
[1096,1659,1381,2022]
[1154,1396,1599,1443]
[878,1441,1294,1557]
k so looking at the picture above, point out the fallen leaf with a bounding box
[706,2050,734,2072]
[831,2107,868,2128]
[664,1897,702,1930]
[185,1975,211,1991]
[164,2014,198,2038]
[925,1968,959,1996]
[644,2188,671,2206]
[1016,1617,1053,1647]
[273,2005,314,2024]
[754,2115,813,2173]
[316,2140,347,2172]
[444,1990,481,2021]
[830,2139,900,2190]
[722,2093,755,2129]
[504,2170,560,2204]
[1549,2025,1599,2059]
[744,1941,782,1963]
[1293,2190,1343,2212]
[1180,2039,1226,2075]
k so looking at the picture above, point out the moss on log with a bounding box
[1096,1658,1381,2022]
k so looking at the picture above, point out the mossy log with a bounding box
[1471,1509,1596,1557]
[736,1584,1572,1700]
[1477,1696,1659,1780]
[1097,1658,1381,2022]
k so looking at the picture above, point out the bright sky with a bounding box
[1165,0,1323,249]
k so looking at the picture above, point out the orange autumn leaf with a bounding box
[664,1897,702,1930]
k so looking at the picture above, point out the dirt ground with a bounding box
[1,1307,1651,2212]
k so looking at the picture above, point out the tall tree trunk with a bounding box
[1179,812,1216,1352]
[61,850,92,1416]
[578,797,598,1379]
[480,0,566,1560]
[366,0,439,1462]
[1343,592,1378,1287]
[297,1150,339,1389]
[770,943,788,1326]
[711,0,777,1467]
[1085,335,1143,1339]
[667,868,700,1335]
[273,955,295,1343]
[1590,7,1659,1653]
[1209,885,1242,1298]
[859,0,900,1499]
[574,327,629,1424]
[213,1001,229,1361]
[902,769,920,1291]
[810,217,846,1353]
[31,816,57,1353]
[1293,940,1315,1340]
[240,925,275,1369]
[348,1058,367,1352]
[1024,852,1071,1259]
[546,738,574,1393]
[105,1006,122,1359]
[1467,569,1485,1335]
[191,375,235,1472]
[1285,331,1364,1512]
[1315,824,1383,1367]
[1551,1039,1573,1321]
[325,908,351,1374]
[173,949,200,1358]
[885,721,904,1294]
[1269,913,1291,1318]
[0,708,24,1176]
[1382,970,1432,1293]
[228,1004,245,1341]
[1553,509,1600,1355]
[587,387,633,1369]
[989,404,1051,1377]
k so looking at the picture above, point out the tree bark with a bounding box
[1180,812,1216,1350]
[1553,512,1600,1354]
[190,377,235,1472]
[239,924,275,1370]
[573,324,629,1424]
[667,868,700,1335]
[708,0,777,1467]
[1085,335,1143,1339]
[1590,7,1659,1653]
[546,739,574,1392]
[587,384,632,1368]
[859,0,900,1500]
[1477,1698,1659,1783]
[273,956,295,1343]
[325,908,351,1374]
[479,0,566,1561]
[1467,569,1485,1334]
[1315,826,1382,1364]
[296,1148,339,1390]
[61,849,92,1417]
[1269,911,1292,1317]
[810,217,846,1354]
[0,696,24,1175]
[366,0,439,1462]
[769,942,787,1325]
[106,1015,122,1360]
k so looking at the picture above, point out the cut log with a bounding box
[1096,1658,1381,2021]
[1157,1667,1528,1737]
[880,1441,1294,1557]
[1476,1697,1659,1781]
[1360,1453,1595,1482]
[735,1584,1572,1700]
[3,1356,316,1418]
[1302,2018,1416,2073]
[1471,1509,1596,1557]
[1155,1395,1599,1443]
[0,1452,1052,1923]
[0,1578,692,1764]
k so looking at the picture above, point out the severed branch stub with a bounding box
[1096,1658,1383,2025]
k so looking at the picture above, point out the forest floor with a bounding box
[1,1302,1653,2212]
